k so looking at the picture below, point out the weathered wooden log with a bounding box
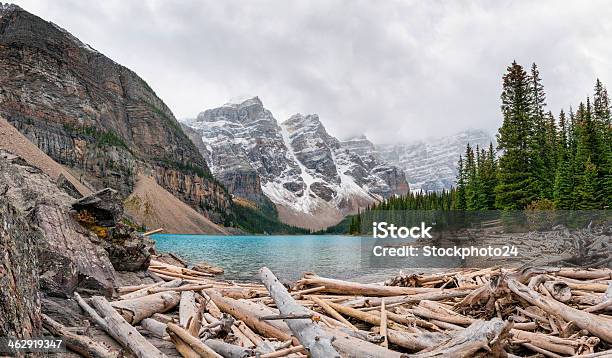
[206,290,293,342]
[41,314,118,358]
[554,268,612,280]
[506,277,612,343]
[512,329,576,355]
[120,279,182,300]
[323,326,404,357]
[89,296,167,358]
[150,260,214,277]
[309,295,358,331]
[140,318,168,339]
[337,327,384,344]
[298,274,438,296]
[143,228,164,236]
[112,291,180,325]
[543,281,572,303]
[167,323,222,358]
[325,299,413,332]
[260,345,305,358]
[407,318,510,357]
[203,339,255,358]
[74,292,108,331]
[179,291,200,336]
[380,299,389,348]
[116,283,158,294]
[149,284,211,295]
[259,267,340,358]
[350,289,470,308]
[169,331,199,358]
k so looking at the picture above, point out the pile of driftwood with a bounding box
[47,260,612,357]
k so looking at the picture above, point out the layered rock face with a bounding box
[0,195,42,343]
[377,129,493,192]
[0,4,230,222]
[188,97,409,229]
[1,152,117,296]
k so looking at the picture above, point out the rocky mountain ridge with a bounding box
[376,129,494,192]
[0,3,231,224]
[187,97,409,229]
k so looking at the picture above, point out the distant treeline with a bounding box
[339,62,611,235]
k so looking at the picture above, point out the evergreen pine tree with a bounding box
[593,79,612,207]
[455,155,467,210]
[554,110,574,209]
[574,159,599,209]
[528,63,552,200]
[574,100,602,207]
[495,61,538,209]
[464,144,478,210]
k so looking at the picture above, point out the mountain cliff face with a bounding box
[376,129,494,192]
[188,97,409,229]
[0,4,231,222]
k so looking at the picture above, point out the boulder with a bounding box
[72,188,123,227]
[104,223,154,272]
[56,173,82,199]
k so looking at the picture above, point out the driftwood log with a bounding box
[203,339,255,358]
[166,323,222,358]
[41,314,118,358]
[259,267,340,358]
[140,318,168,339]
[179,290,200,336]
[112,291,180,325]
[506,277,612,344]
[89,296,167,358]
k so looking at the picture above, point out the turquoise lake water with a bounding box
[152,234,450,282]
[152,234,415,282]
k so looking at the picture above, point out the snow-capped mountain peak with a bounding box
[187,98,409,229]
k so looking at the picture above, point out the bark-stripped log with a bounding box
[41,314,118,358]
[259,267,340,358]
[407,318,510,357]
[89,296,167,358]
[120,279,182,300]
[206,290,293,342]
[179,291,200,336]
[298,274,438,296]
[166,323,222,358]
[203,339,255,358]
[112,291,180,325]
[507,277,612,344]
[140,318,168,339]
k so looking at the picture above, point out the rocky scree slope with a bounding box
[187,97,409,229]
[0,3,231,223]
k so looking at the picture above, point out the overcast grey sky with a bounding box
[11,0,612,143]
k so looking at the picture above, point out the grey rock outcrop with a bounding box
[1,151,117,297]
[73,188,124,227]
[0,194,42,344]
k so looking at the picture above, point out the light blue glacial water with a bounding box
[152,234,417,282]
